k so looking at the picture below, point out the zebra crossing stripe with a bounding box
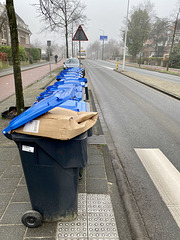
[135,148,180,228]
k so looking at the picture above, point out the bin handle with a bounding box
[4,132,13,140]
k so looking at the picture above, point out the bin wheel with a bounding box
[22,210,43,228]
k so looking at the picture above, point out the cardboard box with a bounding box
[13,107,98,140]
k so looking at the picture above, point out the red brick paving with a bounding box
[0,60,64,102]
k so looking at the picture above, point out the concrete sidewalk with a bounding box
[0,60,58,77]
[0,68,132,239]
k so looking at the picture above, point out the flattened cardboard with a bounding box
[13,107,98,140]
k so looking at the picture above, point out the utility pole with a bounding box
[122,0,130,71]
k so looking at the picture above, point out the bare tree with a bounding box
[0,4,10,46]
[86,41,101,60]
[36,0,87,58]
[6,0,24,115]
[166,8,180,70]
[150,17,170,57]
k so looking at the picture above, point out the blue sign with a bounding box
[100,35,108,41]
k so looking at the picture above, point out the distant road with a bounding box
[93,60,180,84]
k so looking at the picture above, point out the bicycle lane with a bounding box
[0,60,64,102]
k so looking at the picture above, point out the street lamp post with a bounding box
[122,0,130,71]
[47,40,51,75]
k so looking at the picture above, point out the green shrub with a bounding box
[149,57,162,65]
[0,45,28,61]
[26,48,41,61]
[170,44,180,68]
[0,45,12,58]
[19,46,28,61]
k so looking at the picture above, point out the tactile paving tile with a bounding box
[56,193,119,240]
[87,194,113,213]
[88,212,119,239]
[78,193,87,213]
[56,213,87,239]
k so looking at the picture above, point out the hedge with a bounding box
[0,45,27,61]
[0,46,11,58]
[137,57,163,65]
[25,48,41,61]
[0,45,42,62]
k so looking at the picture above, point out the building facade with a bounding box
[0,3,31,48]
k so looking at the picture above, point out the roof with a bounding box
[16,13,32,34]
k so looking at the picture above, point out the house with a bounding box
[143,20,180,59]
[0,3,31,48]
[16,14,31,48]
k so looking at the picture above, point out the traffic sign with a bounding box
[100,35,108,41]
[72,25,88,41]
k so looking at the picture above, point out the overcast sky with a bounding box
[1,0,179,50]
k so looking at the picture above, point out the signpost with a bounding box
[72,25,88,66]
[47,40,51,75]
[100,35,108,60]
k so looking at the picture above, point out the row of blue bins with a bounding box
[2,66,90,228]
[2,67,88,135]
[37,67,88,112]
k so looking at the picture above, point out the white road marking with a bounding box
[89,62,114,70]
[101,65,114,70]
[135,148,180,228]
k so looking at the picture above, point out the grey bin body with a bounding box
[11,131,87,222]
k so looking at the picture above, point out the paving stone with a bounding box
[87,165,106,179]
[78,183,86,193]
[86,179,108,194]
[19,176,26,185]
[88,212,119,239]
[11,153,21,165]
[88,152,104,165]
[2,165,23,178]
[0,147,17,161]
[0,178,19,193]
[0,225,26,240]
[56,213,87,239]
[25,222,57,238]
[24,238,55,240]
[0,193,12,217]
[0,202,31,224]
[88,145,102,156]
[11,185,30,203]
[0,161,10,174]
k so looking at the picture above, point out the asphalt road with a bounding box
[93,59,180,84]
[84,59,180,240]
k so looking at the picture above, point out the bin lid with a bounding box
[2,88,74,135]
[73,92,83,101]
[58,100,86,112]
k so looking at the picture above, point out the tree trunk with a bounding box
[166,9,180,71]
[6,0,24,115]
[65,22,69,58]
